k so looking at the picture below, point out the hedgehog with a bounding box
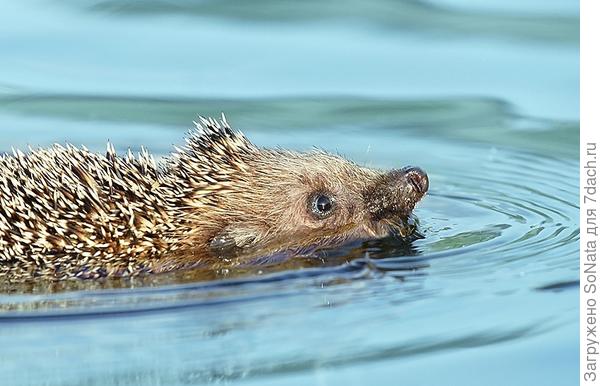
[0,115,429,282]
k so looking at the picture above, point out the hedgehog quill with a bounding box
[0,115,428,282]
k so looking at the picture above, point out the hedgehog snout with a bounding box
[401,166,429,194]
[363,166,428,221]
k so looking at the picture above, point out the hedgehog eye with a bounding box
[310,193,334,219]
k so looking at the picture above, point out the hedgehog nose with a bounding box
[402,166,429,194]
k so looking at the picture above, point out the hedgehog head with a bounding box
[172,116,429,260]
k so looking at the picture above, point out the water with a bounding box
[0,1,579,385]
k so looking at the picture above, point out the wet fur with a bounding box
[0,116,426,282]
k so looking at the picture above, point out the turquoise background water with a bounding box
[0,1,579,385]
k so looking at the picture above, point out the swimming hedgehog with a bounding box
[0,115,428,282]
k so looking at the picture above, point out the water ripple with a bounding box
[0,94,579,386]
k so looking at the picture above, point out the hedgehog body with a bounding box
[0,116,428,282]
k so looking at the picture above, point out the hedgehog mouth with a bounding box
[382,215,422,241]
[207,217,422,267]
[207,216,422,265]
[359,212,421,241]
